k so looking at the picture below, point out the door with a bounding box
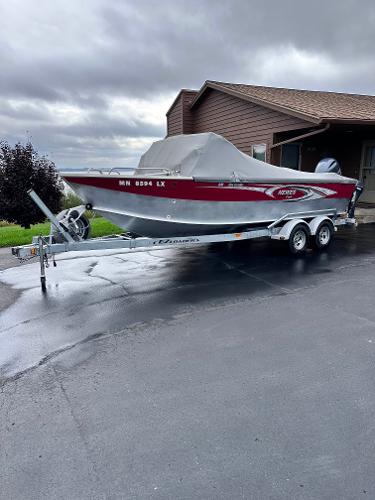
[360,142,375,203]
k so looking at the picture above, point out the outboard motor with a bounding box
[347,181,364,218]
[315,157,342,175]
[315,157,363,217]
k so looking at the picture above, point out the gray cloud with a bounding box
[0,0,375,168]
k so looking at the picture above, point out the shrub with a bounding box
[62,191,83,210]
[0,141,63,228]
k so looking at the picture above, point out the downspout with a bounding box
[270,123,330,149]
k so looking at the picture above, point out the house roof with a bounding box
[190,80,375,125]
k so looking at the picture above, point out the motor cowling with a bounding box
[315,157,341,175]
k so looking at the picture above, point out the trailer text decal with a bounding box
[153,238,200,245]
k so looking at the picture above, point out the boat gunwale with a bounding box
[60,172,357,185]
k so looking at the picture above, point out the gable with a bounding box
[166,89,197,136]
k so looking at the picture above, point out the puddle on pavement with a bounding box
[1,230,374,381]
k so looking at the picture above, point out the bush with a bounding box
[62,191,83,210]
[0,141,63,228]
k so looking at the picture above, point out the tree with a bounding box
[0,141,63,228]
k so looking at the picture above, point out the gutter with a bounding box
[271,123,330,149]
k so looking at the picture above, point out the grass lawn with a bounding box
[0,218,123,248]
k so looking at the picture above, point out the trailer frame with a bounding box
[10,191,357,292]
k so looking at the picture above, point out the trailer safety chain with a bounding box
[44,254,50,269]
[18,254,38,263]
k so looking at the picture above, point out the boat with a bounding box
[61,133,359,237]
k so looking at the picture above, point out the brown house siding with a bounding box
[191,88,313,163]
[167,90,197,136]
[167,95,183,136]
[181,90,197,134]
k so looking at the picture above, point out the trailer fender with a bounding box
[271,219,310,241]
[309,216,335,236]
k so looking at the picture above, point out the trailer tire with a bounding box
[312,221,334,250]
[288,224,309,254]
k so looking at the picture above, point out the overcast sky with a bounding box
[1,0,375,169]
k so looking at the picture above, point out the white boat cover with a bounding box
[136,132,354,183]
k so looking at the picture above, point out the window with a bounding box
[252,144,267,162]
[364,145,375,169]
[281,143,301,170]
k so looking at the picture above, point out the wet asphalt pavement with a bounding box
[1,225,375,499]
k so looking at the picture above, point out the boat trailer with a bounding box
[11,190,357,292]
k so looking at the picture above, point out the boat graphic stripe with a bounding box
[63,176,356,202]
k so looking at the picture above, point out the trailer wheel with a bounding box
[288,224,309,254]
[312,221,334,250]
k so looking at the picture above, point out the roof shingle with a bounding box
[197,81,375,123]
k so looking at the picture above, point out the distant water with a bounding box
[57,167,91,172]
[57,167,135,174]
[57,167,85,171]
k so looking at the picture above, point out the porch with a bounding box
[271,125,375,203]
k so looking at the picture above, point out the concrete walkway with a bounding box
[356,206,375,224]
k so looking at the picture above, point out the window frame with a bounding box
[251,143,267,162]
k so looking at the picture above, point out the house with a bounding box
[166,81,375,202]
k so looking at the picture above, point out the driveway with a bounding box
[1,225,375,499]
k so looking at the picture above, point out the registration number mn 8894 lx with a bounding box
[119,180,166,187]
